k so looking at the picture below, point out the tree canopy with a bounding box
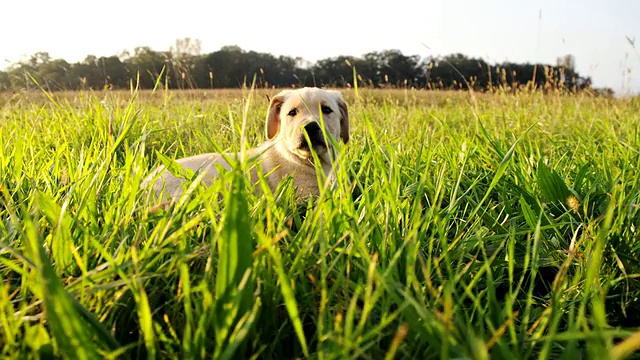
[0,38,602,94]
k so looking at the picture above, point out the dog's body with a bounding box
[142,87,349,201]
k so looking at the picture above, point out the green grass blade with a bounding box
[213,168,257,357]
[22,201,119,358]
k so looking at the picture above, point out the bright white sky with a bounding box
[1,0,638,95]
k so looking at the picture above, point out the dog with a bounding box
[141,87,350,201]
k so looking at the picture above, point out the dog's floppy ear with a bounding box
[335,92,350,143]
[265,90,289,140]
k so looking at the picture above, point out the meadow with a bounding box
[0,85,639,359]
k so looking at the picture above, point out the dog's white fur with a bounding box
[141,87,349,201]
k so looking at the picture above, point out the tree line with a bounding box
[0,38,605,94]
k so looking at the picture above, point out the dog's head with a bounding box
[265,87,349,162]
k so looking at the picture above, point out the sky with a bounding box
[1,0,638,95]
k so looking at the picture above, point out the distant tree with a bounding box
[65,56,96,89]
[0,71,9,91]
[4,52,44,90]
[97,56,130,88]
[38,58,71,90]
[64,55,129,89]
[492,59,590,92]
[557,54,576,71]
[122,46,169,88]
[199,45,246,87]
[170,37,202,58]
[3,52,72,91]
[376,50,422,87]
[425,53,489,90]
[28,52,52,67]
[497,62,540,89]
[0,42,598,94]
[312,56,360,87]
[194,45,305,88]
[169,38,203,89]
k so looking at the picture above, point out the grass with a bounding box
[0,85,639,359]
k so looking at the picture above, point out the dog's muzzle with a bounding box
[299,122,326,151]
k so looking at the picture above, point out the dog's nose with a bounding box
[303,122,321,135]
[300,122,325,149]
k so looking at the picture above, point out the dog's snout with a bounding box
[300,122,326,150]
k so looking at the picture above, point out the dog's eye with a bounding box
[321,105,333,115]
[287,108,298,117]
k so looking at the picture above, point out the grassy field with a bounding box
[0,86,639,359]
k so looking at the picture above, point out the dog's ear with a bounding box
[265,90,289,140]
[335,92,350,143]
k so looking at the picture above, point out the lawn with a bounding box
[0,86,639,359]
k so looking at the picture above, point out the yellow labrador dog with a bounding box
[142,87,349,201]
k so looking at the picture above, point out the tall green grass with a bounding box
[0,86,639,359]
